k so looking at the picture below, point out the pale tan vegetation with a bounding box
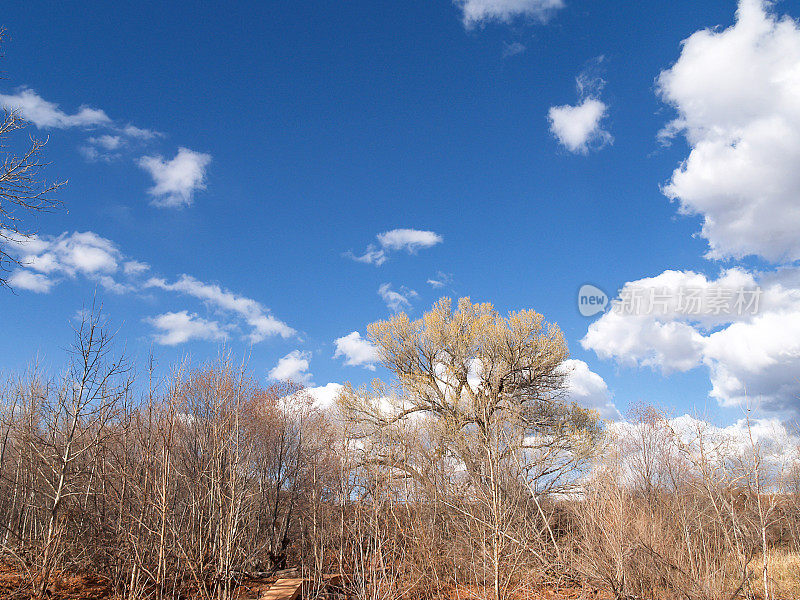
[0,299,797,600]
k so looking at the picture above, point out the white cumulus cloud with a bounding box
[334,331,379,370]
[703,311,800,411]
[582,267,800,418]
[549,99,611,154]
[138,147,212,208]
[561,359,621,421]
[548,59,611,154]
[657,0,800,262]
[269,350,313,385]
[583,311,706,374]
[1,230,125,291]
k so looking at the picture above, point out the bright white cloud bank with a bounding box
[333,331,379,370]
[583,267,800,417]
[562,359,621,420]
[658,0,800,262]
[269,350,313,385]
[138,148,212,208]
[349,228,442,266]
[303,383,344,410]
[455,0,564,28]
[612,414,800,481]
[583,1,800,420]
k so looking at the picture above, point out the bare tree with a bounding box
[0,28,65,287]
[31,306,131,596]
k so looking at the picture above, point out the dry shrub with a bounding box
[566,406,799,600]
[0,306,798,600]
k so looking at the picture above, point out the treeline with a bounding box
[0,302,798,600]
[0,313,339,599]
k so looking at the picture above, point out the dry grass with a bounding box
[747,550,800,599]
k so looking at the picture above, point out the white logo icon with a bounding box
[578,284,608,317]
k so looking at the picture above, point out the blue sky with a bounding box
[2,0,800,426]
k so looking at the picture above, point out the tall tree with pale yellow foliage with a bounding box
[337,297,602,600]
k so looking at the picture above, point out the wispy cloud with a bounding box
[427,271,454,289]
[502,41,527,57]
[347,228,443,266]
[89,134,123,150]
[121,124,161,140]
[378,282,418,312]
[145,274,295,343]
[123,260,150,276]
[145,311,227,346]
[0,88,163,163]
[79,131,161,163]
[455,0,564,28]
[2,228,294,347]
[0,87,111,129]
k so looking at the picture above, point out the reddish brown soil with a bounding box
[0,564,602,600]
[0,563,110,600]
